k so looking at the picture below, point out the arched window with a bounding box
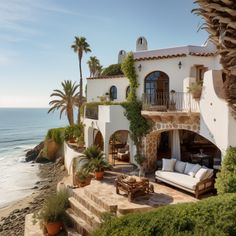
[144,71,169,104]
[126,86,130,99]
[110,86,117,101]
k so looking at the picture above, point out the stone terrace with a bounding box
[25,172,199,236]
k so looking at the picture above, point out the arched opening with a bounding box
[146,129,221,171]
[93,130,104,150]
[109,130,130,165]
[110,86,117,101]
[144,71,169,107]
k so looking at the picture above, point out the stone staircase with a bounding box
[66,186,114,236]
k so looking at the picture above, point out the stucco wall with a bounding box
[135,55,219,100]
[84,105,135,162]
[199,70,235,154]
[64,142,83,175]
[87,77,130,102]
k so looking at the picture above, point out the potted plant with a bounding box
[87,157,111,180]
[74,169,92,187]
[188,81,202,99]
[33,190,69,236]
[81,145,111,180]
[64,124,84,144]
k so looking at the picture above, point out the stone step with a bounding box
[83,187,117,213]
[69,197,101,228]
[66,226,82,236]
[66,208,93,236]
[72,188,107,218]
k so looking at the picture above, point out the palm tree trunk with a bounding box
[78,54,83,124]
[67,106,74,126]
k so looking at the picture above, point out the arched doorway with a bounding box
[144,71,169,106]
[109,130,130,165]
[146,129,221,171]
[93,130,104,150]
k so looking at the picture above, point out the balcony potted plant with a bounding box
[33,190,69,236]
[188,81,202,99]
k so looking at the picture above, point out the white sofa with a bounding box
[155,159,214,198]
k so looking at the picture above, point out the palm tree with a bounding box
[71,36,91,123]
[87,56,102,77]
[193,0,236,118]
[48,80,79,126]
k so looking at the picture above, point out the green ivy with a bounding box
[121,53,138,102]
[121,53,151,154]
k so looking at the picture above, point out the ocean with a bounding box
[0,108,67,208]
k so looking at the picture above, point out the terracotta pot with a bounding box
[73,175,92,187]
[95,171,104,180]
[192,90,201,99]
[46,221,62,236]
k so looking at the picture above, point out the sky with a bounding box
[0,0,208,108]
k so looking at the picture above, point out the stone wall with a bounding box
[143,114,200,172]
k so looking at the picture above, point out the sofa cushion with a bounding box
[202,166,214,179]
[195,168,209,180]
[174,161,186,173]
[162,158,176,172]
[188,164,201,177]
[155,170,199,190]
[184,163,196,175]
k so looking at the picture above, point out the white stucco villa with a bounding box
[82,36,236,172]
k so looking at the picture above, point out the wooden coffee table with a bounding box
[115,175,154,202]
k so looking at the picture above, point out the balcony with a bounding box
[142,92,200,123]
[142,92,199,112]
[85,105,99,120]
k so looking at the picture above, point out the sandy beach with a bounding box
[0,159,67,235]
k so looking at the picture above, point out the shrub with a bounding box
[93,193,236,236]
[64,124,84,142]
[46,127,65,144]
[33,190,69,225]
[215,147,236,194]
[101,64,123,76]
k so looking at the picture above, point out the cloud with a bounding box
[0,0,76,37]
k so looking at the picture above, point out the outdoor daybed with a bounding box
[155,158,214,198]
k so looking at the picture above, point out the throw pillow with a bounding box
[184,163,196,175]
[195,168,209,180]
[202,166,214,179]
[162,158,176,172]
[175,161,186,173]
[188,164,201,177]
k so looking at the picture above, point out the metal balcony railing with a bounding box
[142,92,199,112]
[85,105,99,120]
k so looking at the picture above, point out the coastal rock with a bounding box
[25,142,44,162]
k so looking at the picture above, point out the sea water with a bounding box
[0,108,67,208]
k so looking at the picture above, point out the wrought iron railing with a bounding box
[85,105,99,120]
[142,92,199,112]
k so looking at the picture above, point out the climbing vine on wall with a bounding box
[121,53,151,154]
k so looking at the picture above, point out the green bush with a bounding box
[93,193,236,236]
[46,127,65,144]
[64,124,84,142]
[215,147,236,194]
[33,190,69,225]
[101,64,124,76]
